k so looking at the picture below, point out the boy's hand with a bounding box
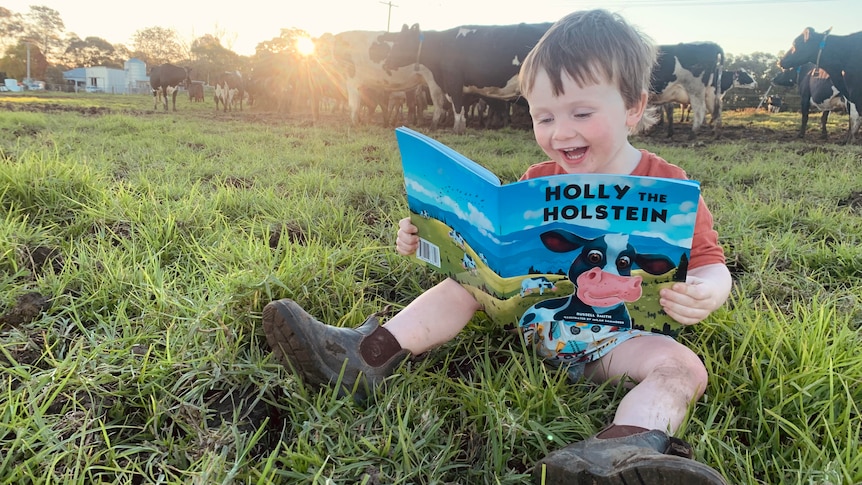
[658,263,732,326]
[396,217,419,256]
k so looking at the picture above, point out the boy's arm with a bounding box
[659,263,732,326]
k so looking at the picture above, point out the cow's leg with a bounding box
[848,102,861,144]
[711,95,723,138]
[453,106,467,134]
[152,89,158,110]
[688,95,707,139]
[819,111,829,139]
[427,85,447,130]
[171,88,178,112]
[665,105,675,138]
[346,84,361,125]
[799,102,811,138]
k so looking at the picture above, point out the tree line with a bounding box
[0,4,786,107]
[0,5,317,91]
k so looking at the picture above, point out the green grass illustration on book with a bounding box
[395,127,700,350]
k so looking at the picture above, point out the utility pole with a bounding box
[26,42,31,83]
[379,1,398,31]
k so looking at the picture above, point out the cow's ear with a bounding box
[540,230,587,253]
[634,253,676,275]
[824,27,833,35]
[803,28,812,42]
[410,23,420,31]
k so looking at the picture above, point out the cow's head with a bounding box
[733,69,757,90]
[780,27,831,69]
[382,23,422,73]
[540,230,677,308]
[541,230,675,278]
[771,65,803,88]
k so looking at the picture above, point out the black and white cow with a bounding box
[771,63,848,139]
[662,68,756,133]
[332,30,446,127]
[518,230,676,360]
[649,42,725,138]
[214,71,244,112]
[664,68,757,136]
[767,94,783,113]
[150,63,190,112]
[779,27,862,143]
[382,22,552,134]
[520,276,557,297]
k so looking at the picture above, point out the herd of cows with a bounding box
[147,23,862,143]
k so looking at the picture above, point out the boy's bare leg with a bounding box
[384,278,481,354]
[534,336,724,484]
[584,335,708,434]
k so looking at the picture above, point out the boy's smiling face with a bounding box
[525,69,647,175]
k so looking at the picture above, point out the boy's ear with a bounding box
[628,91,656,134]
[626,91,648,122]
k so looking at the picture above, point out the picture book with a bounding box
[395,127,701,360]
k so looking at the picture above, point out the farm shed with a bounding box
[63,59,150,94]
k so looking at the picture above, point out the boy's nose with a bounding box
[553,120,578,140]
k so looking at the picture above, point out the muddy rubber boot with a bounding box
[262,298,411,401]
[533,428,728,485]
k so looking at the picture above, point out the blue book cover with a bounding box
[395,127,701,358]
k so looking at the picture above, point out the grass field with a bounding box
[1,92,861,484]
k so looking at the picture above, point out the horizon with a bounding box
[4,0,860,58]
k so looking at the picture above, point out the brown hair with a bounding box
[519,9,657,110]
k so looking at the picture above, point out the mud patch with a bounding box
[18,245,65,277]
[0,327,45,366]
[0,292,51,328]
[0,102,112,116]
[269,222,307,248]
[838,190,862,211]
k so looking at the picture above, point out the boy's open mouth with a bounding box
[562,147,588,160]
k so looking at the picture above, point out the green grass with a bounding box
[1,94,861,484]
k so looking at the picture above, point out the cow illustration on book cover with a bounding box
[519,229,677,361]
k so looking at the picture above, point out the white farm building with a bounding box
[63,58,150,94]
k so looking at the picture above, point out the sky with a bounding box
[5,0,860,58]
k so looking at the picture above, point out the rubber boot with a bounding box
[533,427,728,485]
[262,298,411,401]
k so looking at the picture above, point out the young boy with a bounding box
[263,9,732,484]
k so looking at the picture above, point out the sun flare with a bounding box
[296,36,316,56]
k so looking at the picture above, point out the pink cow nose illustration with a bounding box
[576,267,642,307]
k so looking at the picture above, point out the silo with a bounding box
[124,58,147,94]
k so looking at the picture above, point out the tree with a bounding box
[131,26,185,68]
[63,36,120,68]
[0,7,26,56]
[254,28,312,57]
[0,40,48,80]
[190,34,240,83]
[24,5,65,63]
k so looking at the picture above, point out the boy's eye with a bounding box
[574,112,592,119]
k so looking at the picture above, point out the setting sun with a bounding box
[296,36,316,57]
